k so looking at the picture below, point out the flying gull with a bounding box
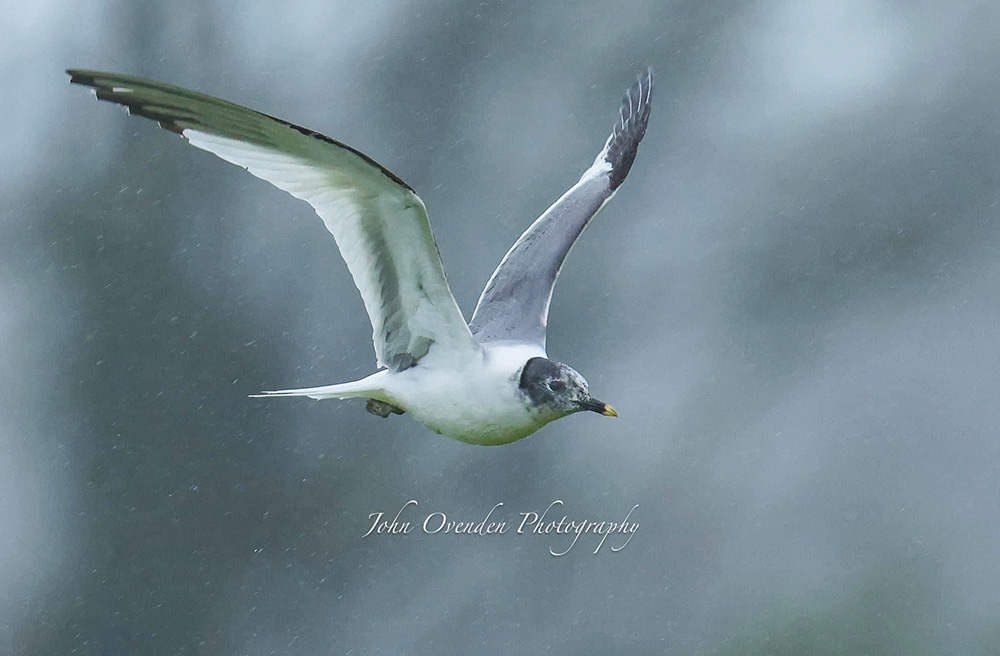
[68,67,652,445]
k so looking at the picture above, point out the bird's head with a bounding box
[518,357,617,419]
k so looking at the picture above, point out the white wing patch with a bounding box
[181,129,475,369]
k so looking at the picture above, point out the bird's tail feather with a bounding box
[250,372,386,401]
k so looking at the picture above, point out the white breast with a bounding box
[382,342,553,445]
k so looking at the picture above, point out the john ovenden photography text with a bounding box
[362,500,639,556]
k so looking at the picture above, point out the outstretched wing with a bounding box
[68,69,478,371]
[468,68,653,347]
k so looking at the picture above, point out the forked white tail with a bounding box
[250,371,388,401]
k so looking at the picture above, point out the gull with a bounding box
[68,67,652,445]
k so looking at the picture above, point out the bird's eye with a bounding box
[549,380,565,392]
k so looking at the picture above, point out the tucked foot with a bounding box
[365,398,405,418]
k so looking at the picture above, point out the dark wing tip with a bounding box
[66,68,90,84]
[66,67,416,191]
[604,67,653,190]
[66,68,192,134]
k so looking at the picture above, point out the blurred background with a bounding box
[4,0,1000,653]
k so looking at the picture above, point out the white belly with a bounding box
[382,343,556,445]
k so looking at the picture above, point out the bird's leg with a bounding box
[365,398,405,418]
